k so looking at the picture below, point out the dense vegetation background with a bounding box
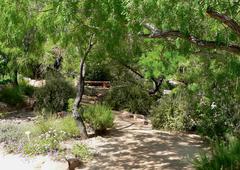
[0,1,240,169]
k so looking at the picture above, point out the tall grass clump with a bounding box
[84,104,114,134]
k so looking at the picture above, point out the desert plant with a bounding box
[23,129,65,155]
[0,123,28,152]
[18,81,35,97]
[150,88,196,131]
[84,104,114,133]
[0,86,24,106]
[104,84,153,115]
[67,98,75,113]
[53,115,80,138]
[72,144,92,160]
[35,71,75,115]
[33,115,79,138]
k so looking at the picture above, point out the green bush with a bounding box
[18,82,35,97]
[72,144,92,160]
[23,129,65,155]
[67,98,75,113]
[151,88,196,131]
[35,71,75,115]
[0,86,24,106]
[193,137,240,170]
[23,116,79,155]
[84,104,114,132]
[85,61,111,81]
[104,84,153,115]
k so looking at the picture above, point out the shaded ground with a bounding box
[0,111,207,170]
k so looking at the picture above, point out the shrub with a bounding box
[23,129,65,155]
[18,82,35,97]
[151,88,196,131]
[33,115,79,138]
[0,86,24,106]
[193,137,240,170]
[104,84,153,115]
[35,71,75,115]
[0,123,27,152]
[84,104,114,133]
[67,98,75,113]
[53,115,80,138]
[72,144,92,160]
[85,61,111,81]
[23,116,80,155]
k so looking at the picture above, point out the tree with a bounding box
[38,0,131,138]
[0,0,44,85]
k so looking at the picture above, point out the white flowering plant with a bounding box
[23,129,68,155]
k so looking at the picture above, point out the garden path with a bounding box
[0,111,207,170]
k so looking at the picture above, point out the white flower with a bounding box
[25,131,31,142]
[211,102,217,110]
[25,131,31,135]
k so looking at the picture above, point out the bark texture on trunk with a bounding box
[72,35,94,139]
[13,68,18,86]
[72,57,88,139]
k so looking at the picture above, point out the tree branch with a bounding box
[207,7,240,36]
[142,23,240,55]
[121,63,164,95]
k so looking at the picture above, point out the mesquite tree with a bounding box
[38,1,130,138]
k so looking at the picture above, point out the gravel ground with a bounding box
[0,111,207,170]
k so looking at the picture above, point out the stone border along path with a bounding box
[0,111,207,170]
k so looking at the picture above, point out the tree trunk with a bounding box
[13,68,18,86]
[72,57,88,139]
[72,34,94,139]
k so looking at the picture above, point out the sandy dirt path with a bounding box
[0,112,207,170]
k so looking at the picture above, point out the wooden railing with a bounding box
[84,81,111,88]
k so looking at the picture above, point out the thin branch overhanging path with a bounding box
[142,7,240,55]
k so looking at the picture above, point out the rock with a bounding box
[163,90,172,95]
[0,102,8,110]
[121,111,134,118]
[65,157,83,170]
[133,114,149,125]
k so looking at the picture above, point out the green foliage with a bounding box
[193,137,240,170]
[0,86,24,106]
[84,104,114,132]
[182,56,240,139]
[35,71,75,115]
[18,81,35,97]
[72,144,93,160]
[85,61,112,81]
[53,116,80,138]
[24,116,79,155]
[23,129,65,155]
[151,88,195,131]
[0,80,34,106]
[67,98,75,113]
[104,84,153,114]
[34,115,79,138]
